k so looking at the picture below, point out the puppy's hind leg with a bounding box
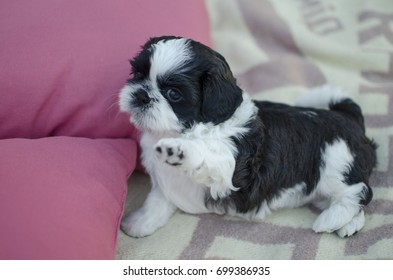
[312,182,368,236]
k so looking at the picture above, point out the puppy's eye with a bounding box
[165,88,183,103]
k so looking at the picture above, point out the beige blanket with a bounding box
[117,0,393,259]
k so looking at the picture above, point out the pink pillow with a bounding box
[0,0,211,139]
[0,137,137,259]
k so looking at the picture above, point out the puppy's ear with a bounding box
[201,52,243,124]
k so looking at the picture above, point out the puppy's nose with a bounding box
[134,89,151,106]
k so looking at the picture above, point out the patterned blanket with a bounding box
[117,0,393,259]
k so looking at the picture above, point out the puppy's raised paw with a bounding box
[154,139,185,166]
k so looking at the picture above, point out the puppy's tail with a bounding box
[295,85,365,130]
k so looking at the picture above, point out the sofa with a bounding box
[0,0,210,259]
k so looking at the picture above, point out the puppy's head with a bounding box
[119,36,243,133]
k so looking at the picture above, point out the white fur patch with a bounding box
[150,38,192,80]
[318,138,354,197]
[118,84,134,113]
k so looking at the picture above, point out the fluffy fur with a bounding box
[119,36,377,238]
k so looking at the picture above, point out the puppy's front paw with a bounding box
[121,210,160,238]
[154,139,186,167]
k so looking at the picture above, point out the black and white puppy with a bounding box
[119,36,377,238]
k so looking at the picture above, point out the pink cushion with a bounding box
[0,137,137,259]
[0,0,211,139]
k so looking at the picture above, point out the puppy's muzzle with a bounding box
[133,89,151,107]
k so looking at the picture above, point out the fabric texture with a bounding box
[117,0,393,260]
[0,0,210,259]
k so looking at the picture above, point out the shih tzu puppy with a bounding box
[118,36,377,238]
